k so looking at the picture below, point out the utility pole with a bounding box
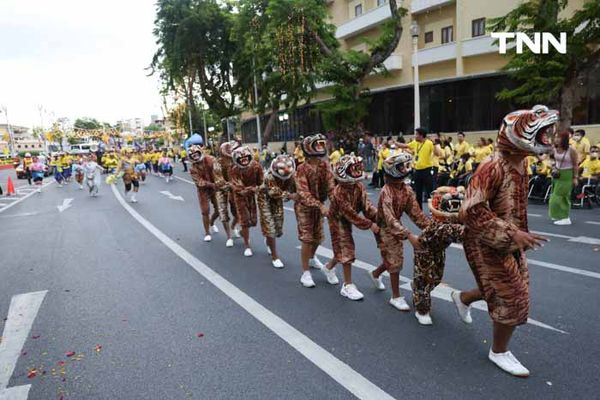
[187,98,193,138]
[1,105,16,156]
[252,57,262,148]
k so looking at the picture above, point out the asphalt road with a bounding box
[0,168,599,400]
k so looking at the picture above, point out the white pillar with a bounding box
[412,36,421,129]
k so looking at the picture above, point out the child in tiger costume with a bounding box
[411,186,464,325]
[368,153,429,311]
[116,148,140,203]
[294,134,335,288]
[257,154,297,268]
[452,105,553,377]
[230,146,264,257]
[216,140,241,246]
[320,154,378,301]
[187,134,222,243]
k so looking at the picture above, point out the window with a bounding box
[354,4,362,16]
[424,31,434,43]
[472,18,485,37]
[441,26,453,44]
[377,0,387,6]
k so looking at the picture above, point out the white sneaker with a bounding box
[300,271,315,288]
[415,312,433,325]
[451,291,472,324]
[389,296,410,311]
[211,225,219,233]
[308,256,324,270]
[37,188,42,193]
[244,248,253,257]
[130,194,138,203]
[79,185,83,190]
[320,266,339,285]
[340,283,364,301]
[272,259,284,269]
[367,270,385,290]
[233,228,241,238]
[488,349,530,377]
[204,235,212,242]
[554,218,572,225]
[225,238,234,248]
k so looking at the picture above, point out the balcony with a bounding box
[411,0,454,14]
[462,35,502,57]
[412,42,456,66]
[335,5,392,39]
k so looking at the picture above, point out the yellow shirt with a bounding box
[473,146,492,163]
[329,149,343,165]
[451,158,473,178]
[537,159,552,177]
[580,158,600,179]
[407,139,434,170]
[455,141,471,158]
[293,146,305,163]
[377,147,390,170]
[574,137,591,164]
[526,156,537,176]
[438,147,454,173]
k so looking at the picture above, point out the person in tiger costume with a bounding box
[215,140,241,247]
[320,154,378,301]
[187,134,222,243]
[452,105,554,377]
[230,145,264,257]
[411,186,464,326]
[257,154,298,269]
[116,148,140,203]
[368,153,429,311]
[294,134,335,288]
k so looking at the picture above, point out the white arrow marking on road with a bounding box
[56,198,73,213]
[585,221,600,226]
[159,191,184,202]
[0,290,48,400]
[305,246,567,334]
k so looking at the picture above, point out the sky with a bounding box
[0,0,164,128]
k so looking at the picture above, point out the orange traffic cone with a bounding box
[7,176,15,196]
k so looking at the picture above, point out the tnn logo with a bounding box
[491,32,567,54]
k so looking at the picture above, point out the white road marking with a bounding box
[0,198,19,202]
[159,190,184,202]
[585,221,600,226]
[449,243,600,280]
[527,213,542,217]
[0,181,53,214]
[0,385,30,400]
[309,246,567,334]
[531,230,600,245]
[174,176,194,185]
[111,184,395,400]
[0,290,48,398]
[57,198,74,213]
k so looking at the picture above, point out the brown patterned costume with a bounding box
[460,155,530,326]
[189,155,220,223]
[412,221,464,314]
[328,183,377,264]
[377,180,430,273]
[231,160,264,228]
[294,159,335,244]
[258,173,296,238]
[215,156,237,223]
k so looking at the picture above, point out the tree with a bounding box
[74,117,102,130]
[144,123,164,132]
[491,0,600,129]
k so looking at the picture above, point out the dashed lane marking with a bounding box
[111,184,396,400]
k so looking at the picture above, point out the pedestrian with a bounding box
[188,139,221,243]
[452,105,553,377]
[294,134,334,288]
[571,129,590,164]
[320,155,378,300]
[30,156,45,193]
[548,130,578,225]
[368,153,429,311]
[402,128,442,208]
[83,154,103,196]
[116,148,140,203]
[23,153,33,185]
[257,154,297,268]
[230,146,264,257]
[158,151,174,183]
[50,154,64,187]
[180,147,188,172]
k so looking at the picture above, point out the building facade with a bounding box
[0,124,44,154]
[241,0,599,145]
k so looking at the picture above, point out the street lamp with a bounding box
[410,21,421,130]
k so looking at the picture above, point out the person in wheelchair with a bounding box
[528,154,552,200]
[573,145,600,205]
[448,153,473,187]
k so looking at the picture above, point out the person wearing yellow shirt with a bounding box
[454,132,471,158]
[329,146,344,166]
[374,143,390,188]
[472,138,492,170]
[448,153,473,187]
[574,145,600,201]
[437,139,454,187]
[23,153,34,185]
[60,153,73,182]
[293,141,305,166]
[151,151,161,175]
[400,128,442,208]
[179,148,188,172]
[572,129,591,165]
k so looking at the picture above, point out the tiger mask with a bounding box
[498,105,559,156]
[428,186,465,223]
[301,134,327,157]
[334,154,364,183]
[232,146,253,168]
[270,154,296,180]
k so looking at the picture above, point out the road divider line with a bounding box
[111,184,395,400]
[304,246,566,334]
[0,181,53,214]
[449,243,599,280]
[585,221,600,226]
[0,290,48,395]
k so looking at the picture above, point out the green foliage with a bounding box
[144,124,163,132]
[74,117,102,130]
[490,0,600,111]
